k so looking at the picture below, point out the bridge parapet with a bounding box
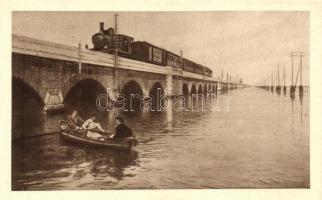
[13,34,223,82]
[13,34,81,63]
[13,34,172,76]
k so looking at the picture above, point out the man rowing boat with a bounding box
[110,116,133,139]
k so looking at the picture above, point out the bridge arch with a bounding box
[12,77,44,106]
[62,76,109,100]
[197,84,203,94]
[191,84,197,95]
[63,79,107,115]
[182,83,190,96]
[120,80,144,111]
[12,77,45,139]
[149,81,165,111]
[149,81,165,95]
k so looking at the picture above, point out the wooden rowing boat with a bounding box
[58,120,138,151]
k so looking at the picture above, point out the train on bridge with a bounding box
[91,22,213,77]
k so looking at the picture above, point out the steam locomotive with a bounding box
[91,22,213,77]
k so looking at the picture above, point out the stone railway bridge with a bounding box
[12,34,243,111]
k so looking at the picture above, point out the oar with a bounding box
[13,127,112,142]
[12,130,60,142]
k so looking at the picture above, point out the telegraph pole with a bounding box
[271,70,274,92]
[114,13,119,96]
[290,51,304,98]
[78,41,82,74]
[291,52,293,86]
[180,50,183,95]
[290,51,295,98]
[226,73,229,92]
[299,52,304,97]
[276,64,281,94]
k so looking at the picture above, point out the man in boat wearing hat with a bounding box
[110,116,133,139]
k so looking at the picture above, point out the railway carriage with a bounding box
[166,51,182,69]
[90,22,213,77]
[204,67,213,77]
[131,41,166,66]
[183,58,195,73]
[195,64,204,75]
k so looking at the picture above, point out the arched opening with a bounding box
[12,78,45,139]
[149,82,165,111]
[181,83,190,109]
[197,84,203,95]
[191,84,197,95]
[120,80,143,112]
[190,84,197,106]
[64,79,107,119]
[182,83,189,96]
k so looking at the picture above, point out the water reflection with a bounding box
[300,95,303,125]
[165,98,173,131]
[66,147,139,181]
[291,97,295,135]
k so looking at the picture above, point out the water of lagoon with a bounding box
[12,87,309,189]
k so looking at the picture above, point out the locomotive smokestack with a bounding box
[99,22,104,32]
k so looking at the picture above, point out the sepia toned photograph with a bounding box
[11,11,309,190]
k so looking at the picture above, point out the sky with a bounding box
[12,11,309,85]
